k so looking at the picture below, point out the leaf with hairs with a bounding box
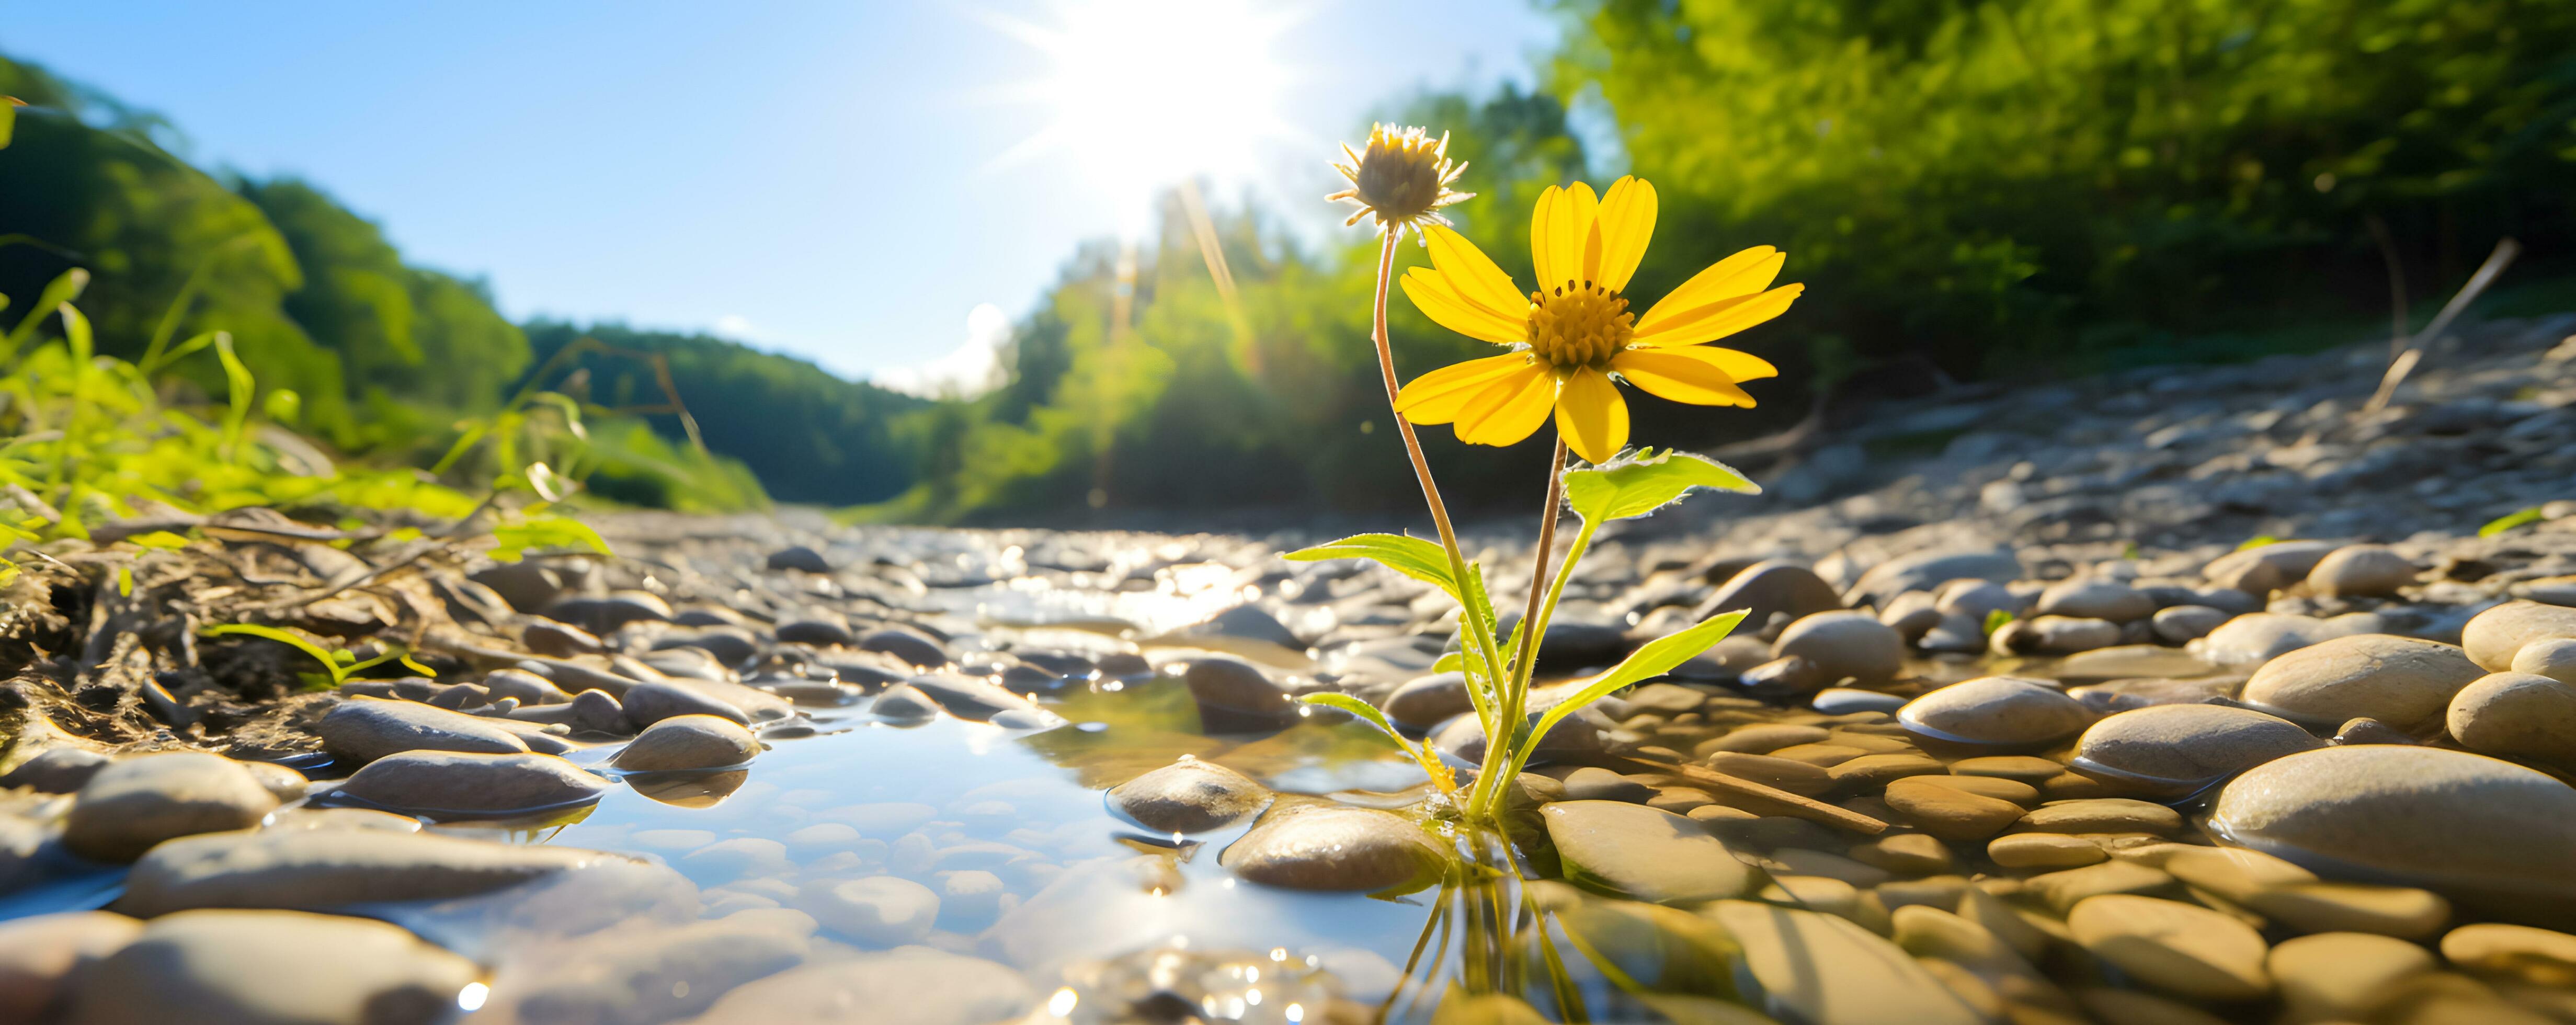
[1286,533,1458,601]
[1298,692,1455,793]
[1563,448,1759,525]
[1513,610,1748,771]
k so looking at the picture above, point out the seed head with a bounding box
[1327,123,1473,238]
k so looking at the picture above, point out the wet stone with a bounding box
[2068,894,2272,1001]
[63,753,280,863]
[2307,544,2417,597]
[1220,805,1444,893]
[66,909,478,1025]
[333,750,609,816]
[2240,633,2484,729]
[1882,777,2025,840]
[1699,752,1832,796]
[801,875,939,946]
[1988,833,2105,869]
[2151,605,2231,644]
[2036,578,2155,622]
[1811,687,1907,715]
[317,696,531,765]
[1848,833,1954,875]
[1182,657,1297,733]
[858,626,950,668]
[1542,800,1757,903]
[2440,924,2576,987]
[1105,758,1271,833]
[2205,540,2338,595]
[1825,753,1946,789]
[1899,676,2091,747]
[2196,612,2385,666]
[1557,766,1656,803]
[1693,560,1844,633]
[2016,798,2183,835]
[117,827,598,916]
[484,667,571,705]
[614,713,759,771]
[2334,716,2415,745]
[621,678,752,728]
[2072,703,2324,792]
[1381,671,1472,730]
[2463,600,2576,671]
[686,949,1034,1025]
[2446,671,2576,763]
[1994,614,2123,655]
[1699,723,1829,755]
[1772,611,1906,686]
[0,747,110,793]
[2028,860,2175,912]
[2269,931,2437,1022]
[1709,900,1991,1025]
[0,912,140,1022]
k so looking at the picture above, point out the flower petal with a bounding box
[1634,247,1783,336]
[1401,268,1525,345]
[1530,181,1599,292]
[1421,223,1526,319]
[1612,347,1765,407]
[1593,177,1657,293]
[1454,365,1557,447]
[1394,354,1538,424]
[1555,367,1629,464]
[1631,282,1804,348]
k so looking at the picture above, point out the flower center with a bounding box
[1525,283,1633,369]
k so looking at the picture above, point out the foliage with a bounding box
[2480,506,2546,538]
[199,623,421,690]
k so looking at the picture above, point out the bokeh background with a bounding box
[2,0,2569,521]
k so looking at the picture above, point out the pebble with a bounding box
[1700,723,1829,754]
[2150,605,2230,644]
[118,826,597,916]
[317,696,531,764]
[2462,600,2576,671]
[2028,860,2175,911]
[858,627,950,668]
[1381,671,1472,730]
[2195,612,2384,665]
[1558,767,1656,803]
[2238,633,2484,729]
[1105,758,1271,833]
[1182,657,1298,733]
[2333,716,2415,745]
[2513,637,2576,685]
[1737,656,1826,697]
[1948,756,2065,783]
[1707,901,1990,1025]
[1882,777,2025,840]
[767,544,833,573]
[2066,894,2272,1000]
[1999,614,2124,655]
[1824,753,1947,789]
[0,747,110,793]
[614,714,760,771]
[621,678,753,727]
[1988,833,2105,869]
[801,875,940,946]
[1219,805,1445,892]
[1810,687,1907,715]
[66,909,477,1025]
[2447,671,2576,762]
[1771,611,1905,686]
[0,912,140,1021]
[1694,561,1845,632]
[334,750,609,816]
[2268,931,2436,1022]
[2016,798,2183,835]
[2071,703,2324,791]
[1898,676,2091,747]
[1849,549,2021,609]
[1848,833,1954,874]
[484,668,571,705]
[489,913,814,1025]
[1541,800,1757,903]
[2036,578,2155,622]
[2204,540,2338,595]
[2306,544,2417,597]
[2440,923,2576,987]
[1699,752,1831,796]
[2208,745,2576,914]
[686,949,1034,1025]
[62,753,280,863]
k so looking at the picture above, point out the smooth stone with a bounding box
[1707,901,1989,1025]
[1772,611,1905,686]
[870,684,939,720]
[2441,923,2576,987]
[613,714,759,771]
[1182,657,1298,733]
[1905,775,2039,804]
[2028,860,2175,911]
[2204,540,2338,594]
[800,875,939,946]
[118,827,599,916]
[522,619,604,657]
[1542,800,1756,904]
[2037,579,2155,623]
[543,590,673,633]
[334,750,608,816]
[1737,656,1826,698]
[1898,677,2090,746]
[2462,600,2576,671]
[2512,637,2576,685]
[1825,753,1946,788]
[1381,671,1472,730]
[1220,805,1444,892]
[317,696,530,765]
[2195,612,2384,666]
[1848,833,1954,875]
[686,949,1033,1025]
[2307,545,2417,597]
[483,668,571,705]
[1934,579,2022,623]
[2072,703,2324,790]
[1698,753,1832,796]
[2269,932,2437,1021]
[1699,723,1830,755]
[2208,745,2576,914]
[776,617,856,647]
[0,747,110,793]
[2240,633,2484,730]
[1558,767,1656,803]
[1105,758,1271,833]
[1847,549,2021,609]
[2447,672,2576,763]
[767,544,833,572]
[1988,833,2105,869]
[2067,894,2272,1000]
[1811,687,1906,715]
[2016,798,2183,835]
[1882,777,2025,840]
[1997,614,2122,655]
[66,909,477,1025]
[857,627,950,668]
[904,674,1056,724]
[1693,561,1844,633]
[63,754,280,863]
[2072,987,2234,1025]
[0,912,141,1021]
[487,913,814,1025]
[1948,756,2066,783]
[2333,716,2415,745]
[621,679,753,727]
[2151,605,2231,644]
[2067,673,2247,713]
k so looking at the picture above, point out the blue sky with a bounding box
[7,2,1564,387]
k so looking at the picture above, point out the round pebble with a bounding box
[2067,894,2272,1000]
[2071,703,2324,791]
[2446,671,2576,763]
[1898,677,2090,747]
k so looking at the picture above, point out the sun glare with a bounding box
[982,0,1301,231]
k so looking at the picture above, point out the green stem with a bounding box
[1470,434,1568,818]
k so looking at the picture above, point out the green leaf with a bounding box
[2,268,88,359]
[213,333,253,457]
[489,514,612,563]
[1984,609,2015,635]
[1431,651,1464,675]
[1563,448,1759,524]
[1286,533,1458,600]
[0,99,15,150]
[126,530,190,550]
[2235,534,2283,552]
[2480,507,2546,538]
[204,623,346,685]
[1298,692,1455,793]
[1515,610,1748,770]
[115,565,133,597]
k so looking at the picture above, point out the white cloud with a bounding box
[712,314,762,340]
[873,303,1011,398]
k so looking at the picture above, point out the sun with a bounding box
[980,0,1303,227]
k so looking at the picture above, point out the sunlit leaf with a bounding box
[1513,610,1748,772]
[115,565,132,597]
[1298,692,1456,793]
[204,623,347,686]
[1286,532,1458,600]
[213,333,252,458]
[1984,609,2015,635]
[489,514,612,563]
[1563,448,1759,524]
[2235,534,2282,552]
[2480,507,2546,538]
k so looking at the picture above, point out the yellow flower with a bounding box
[1327,123,1474,237]
[1392,177,1800,464]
